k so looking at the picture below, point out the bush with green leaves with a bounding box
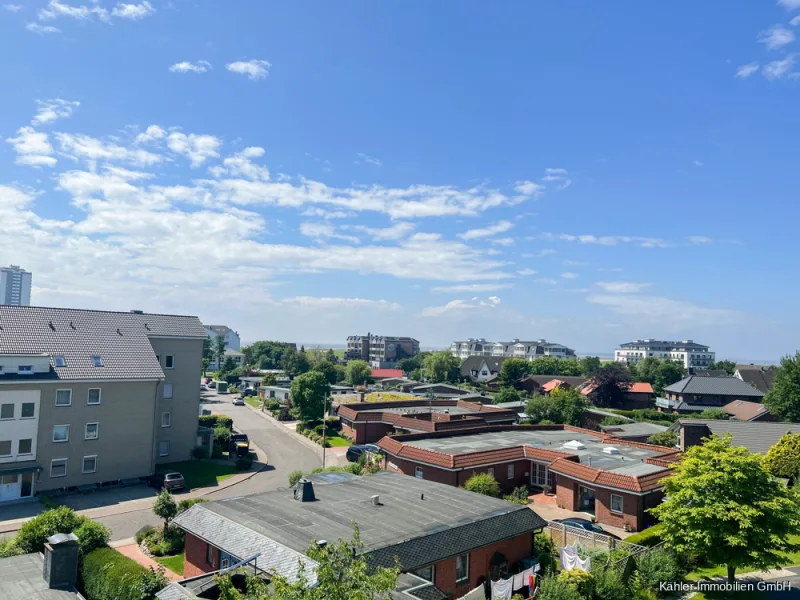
[140,525,184,557]
[81,547,153,600]
[623,523,664,547]
[288,470,305,487]
[536,575,583,600]
[634,549,682,597]
[557,568,594,598]
[463,472,500,497]
[198,414,233,430]
[600,416,631,427]
[647,430,677,448]
[177,497,207,513]
[591,564,628,600]
[213,424,231,450]
[503,485,530,505]
[73,519,111,556]
[0,538,22,558]
[15,505,83,554]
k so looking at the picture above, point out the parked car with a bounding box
[149,471,185,491]
[208,381,217,389]
[200,384,208,391]
[204,377,212,384]
[233,396,245,406]
[346,444,381,463]
[552,518,620,540]
[243,389,257,397]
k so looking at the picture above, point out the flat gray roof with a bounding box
[405,429,665,473]
[358,405,479,416]
[0,553,79,599]
[602,422,668,437]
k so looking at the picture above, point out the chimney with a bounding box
[294,479,316,502]
[42,533,79,589]
[371,495,381,506]
[130,309,144,314]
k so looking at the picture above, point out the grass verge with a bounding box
[325,435,351,447]
[154,553,184,576]
[157,461,237,489]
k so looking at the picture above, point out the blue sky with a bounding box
[1,1,799,361]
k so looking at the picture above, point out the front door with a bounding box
[0,474,21,502]
[578,486,595,513]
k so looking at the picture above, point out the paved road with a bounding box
[94,394,321,541]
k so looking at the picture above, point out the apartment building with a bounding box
[0,265,32,306]
[450,338,576,361]
[0,306,205,504]
[204,324,241,351]
[614,339,715,369]
[345,333,419,368]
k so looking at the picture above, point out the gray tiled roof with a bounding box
[664,375,765,397]
[675,419,800,454]
[156,582,196,600]
[460,356,507,377]
[735,365,776,394]
[0,553,79,599]
[0,306,205,381]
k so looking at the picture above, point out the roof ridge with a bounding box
[0,305,202,319]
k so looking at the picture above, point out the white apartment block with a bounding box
[449,338,577,361]
[0,265,32,306]
[204,324,241,351]
[614,339,715,369]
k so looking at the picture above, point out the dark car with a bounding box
[149,471,185,491]
[346,444,381,463]
[552,518,620,540]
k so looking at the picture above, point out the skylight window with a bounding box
[562,440,586,451]
[91,356,104,367]
[54,355,66,367]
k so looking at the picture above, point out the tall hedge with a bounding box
[80,547,148,600]
[198,414,233,430]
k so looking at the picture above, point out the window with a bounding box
[487,467,494,478]
[54,355,66,367]
[87,389,101,405]
[20,403,35,418]
[415,466,423,479]
[455,554,469,583]
[163,383,173,399]
[165,355,175,369]
[532,463,552,488]
[53,425,70,443]
[221,558,230,569]
[507,464,514,479]
[206,544,214,566]
[50,458,67,478]
[161,412,171,428]
[82,455,97,474]
[91,355,104,367]
[0,404,13,420]
[55,389,72,407]
[85,423,99,440]
[0,440,11,456]
[18,365,33,375]
[610,494,623,514]
[159,441,170,457]
[413,566,434,583]
[18,439,32,455]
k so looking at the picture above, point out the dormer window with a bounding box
[91,356,104,367]
[18,366,33,375]
[54,355,66,367]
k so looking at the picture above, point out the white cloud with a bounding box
[169,61,211,74]
[421,296,501,317]
[736,62,760,78]
[587,294,741,325]
[32,99,80,126]
[792,15,800,26]
[759,24,795,50]
[763,54,797,79]
[167,132,221,167]
[26,22,60,33]
[522,249,556,258]
[4,4,22,11]
[355,152,382,167]
[350,222,416,241]
[544,233,669,248]
[514,180,544,196]
[282,296,402,310]
[595,281,651,293]
[300,208,355,220]
[561,272,579,279]
[6,127,57,167]
[299,222,361,245]
[55,132,164,166]
[779,0,800,9]
[688,236,712,244]
[517,268,537,276]
[208,147,269,181]
[535,278,560,285]
[39,0,92,21]
[458,220,514,240]
[491,237,515,247]
[134,125,166,145]
[431,283,514,294]
[226,59,271,80]
[542,167,572,190]
[111,1,154,19]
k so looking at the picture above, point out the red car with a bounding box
[204,377,212,384]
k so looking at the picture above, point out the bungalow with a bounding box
[171,471,548,600]
[656,376,764,414]
[669,419,800,453]
[258,385,291,404]
[460,356,507,381]
[722,399,776,422]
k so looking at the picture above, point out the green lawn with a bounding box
[325,436,351,447]
[245,396,260,409]
[688,534,800,581]
[157,461,238,489]
[154,553,184,576]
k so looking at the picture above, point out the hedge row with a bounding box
[81,547,149,600]
[198,414,233,430]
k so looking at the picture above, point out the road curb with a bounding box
[243,403,326,460]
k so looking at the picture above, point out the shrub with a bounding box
[135,525,156,545]
[177,497,207,513]
[148,525,184,557]
[591,564,628,600]
[463,473,500,497]
[635,549,682,597]
[600,416,631,427]
[535,531,556,555]
[235,455,254,470]
[288,470,304,487]
[536,575,583,600]
[277,407,293,421]
[73,519,111,556]
[213,424,231,450]
[134,566,169,599]
[198,414,233,430]
[0,538,22,558]
[81,547,149,600]
[191,446,207,460]
[15,506,83,554]
[557,568,594,598]
[624,523,664,547]
[503,485,530,505]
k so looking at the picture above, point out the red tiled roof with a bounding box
[371,368,405,379]
[542,379,566,392]
[548,458,672,493]
[722,399,770,421]
[627,382,653,394]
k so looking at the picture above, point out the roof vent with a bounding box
[603,446,621,455]
[48,321,55,331]
[130,310,144,314]
[116,328,123,336]
[563,440,586,451]
[294,479,316,502]
[69,322,75,330]
[371,495,381,506]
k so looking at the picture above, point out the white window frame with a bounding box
[0,440,11,457]
[161,412,171,428]
[87,388,101,405]
[455,553,469,584]
[52,424,70,443]
[0,403,14,420]
[18,365,33,375]
[85,423,99,440]
[507,464,514,480]
[415,466,424,479]
[55,389,72,407]
[17,438,33,455]
[163,383,174,399]
[610,493,623,514]
[20,402,35,419]
[91,355,103,367]
[159,440,170,457]
[50,458,67,478]
[82,455,97,474]
[220,558,230,569]
[165,355,175,369]
[54,355,66,367]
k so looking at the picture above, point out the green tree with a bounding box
[650,434,800,583]
[291,371,331,422]
[579,356,602,377]
[633,549,682,598]
[494,387,522,405]
[397,352,429,375]
[214,334,228,367]
[550,386,589,427]
[634,357,661,384]
[345,360,372,386]
[653,361,686,396]
[152,488,178,535]
[695,408,729,420]
[526,393,558,423]
[762,431,800,481]
[557,569,594,598]
[528,356,562,376]
[765,351,800,422]
[325,348,337,362]
[589,363,631,408]
[333,364,347,383]
[709,359,737,376]
[203,337,214,373]
[282,348,311,377]
[312,360,338,385]
[647,430,678,447]
[262,372,278,386]
[421,351,461,383]
[463,472,500,497]
[555,360,583,377]
[500,358,532,389]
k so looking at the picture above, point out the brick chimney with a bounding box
[42,533,79,589]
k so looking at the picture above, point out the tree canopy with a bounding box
[421,351,460,383]
[282,348,312,377]
[765,351,800,422]
[650,434,800,583]
[500,358,532,389]
[709,359,737,376]
[311,360,340,385]
[214,334,228,365]
[647,430,677,447]
[152,489,178,535]
[632,357,686,396]
[345,360,371,386]
[527,356,582,377]
[242,341,298,370]
[579,356,602,377]
[762,431,800,481]
[588,362,631,408]
[493,386,522,405]
[525,387,588,427]
[290,371,331,422]
[396,352,430,376]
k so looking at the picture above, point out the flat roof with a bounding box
[405,429,665,473]
[602,422,668,437]
[0,553,79,599]
[358,405,479,416]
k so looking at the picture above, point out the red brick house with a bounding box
[377,425,680,532]
[172,471,547,600]
[338,399,518,444]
